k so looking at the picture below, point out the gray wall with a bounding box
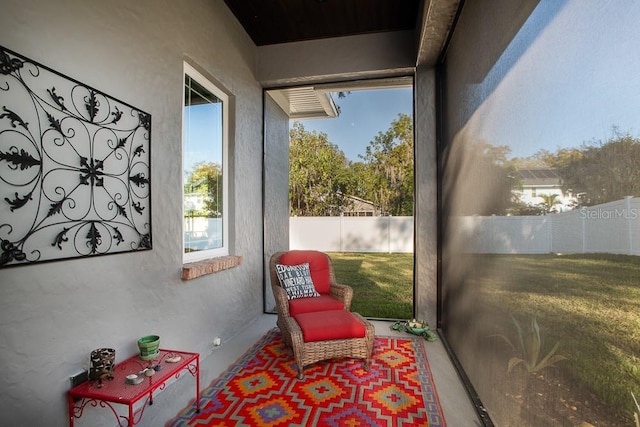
[263,93,290,312]
[257,31,416,87]
[0,0,265,425]
[414,66,438,327]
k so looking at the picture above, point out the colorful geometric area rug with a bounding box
[167,328,446,426]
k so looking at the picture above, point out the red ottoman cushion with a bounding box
[279,250,331,294]
[294,310,366,342]
[289,295,344,316]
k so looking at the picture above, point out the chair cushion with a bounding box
[294,310,366,342]
[288,295,344,317]
[279,250,331,294]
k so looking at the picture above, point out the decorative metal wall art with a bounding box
[0,46,152,267]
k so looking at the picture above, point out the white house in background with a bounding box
[514,168,576,211]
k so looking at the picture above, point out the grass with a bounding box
[468,253,640,417]
[328,252,413,320]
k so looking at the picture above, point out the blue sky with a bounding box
[184,103,223,177]
[470,0,640,159]
[296,87,413,162]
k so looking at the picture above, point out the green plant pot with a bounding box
[138,335,160,360]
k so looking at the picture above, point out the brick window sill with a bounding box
[181,255,243,280]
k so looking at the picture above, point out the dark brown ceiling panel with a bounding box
[223,0,421,46]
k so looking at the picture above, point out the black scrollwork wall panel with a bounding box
[0,46,152,267]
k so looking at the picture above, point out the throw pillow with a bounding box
[275,262,321,300]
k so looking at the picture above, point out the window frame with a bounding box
[182,62,229,262]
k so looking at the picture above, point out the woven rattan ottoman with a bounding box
[281,310,375,379]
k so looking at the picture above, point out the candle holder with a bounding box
[89,348,116,387]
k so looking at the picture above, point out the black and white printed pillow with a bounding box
[275,262,321,300]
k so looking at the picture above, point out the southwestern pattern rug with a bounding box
[167,329,446,426]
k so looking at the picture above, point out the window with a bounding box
[182,63,228,261]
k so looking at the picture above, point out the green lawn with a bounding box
[328,252,413,320]
[472,254,640,416]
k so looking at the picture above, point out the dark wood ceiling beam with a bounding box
[223,0,420,46]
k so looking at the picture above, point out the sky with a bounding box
[184,102,223,177]
[469,0,640,160]
[296,87,413,162]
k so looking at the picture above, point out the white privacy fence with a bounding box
[290,216,414,253]
[453,196,640,255]
[290,197,640,255]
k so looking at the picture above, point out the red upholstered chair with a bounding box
[270,250,352,319]
[269,250,374,378]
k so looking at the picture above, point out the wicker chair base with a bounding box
[279,312,375,379]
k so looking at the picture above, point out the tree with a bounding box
[559,130,640,206]
[360,113,414,216]
[289,122,352,216]
[507,201,547,216]
[288,114,416,217]
[184,162,222,217]
[538,193,561,214]
[535,147,584,170]
[509,155,549,169]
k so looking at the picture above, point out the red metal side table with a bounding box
[68,349,200,427]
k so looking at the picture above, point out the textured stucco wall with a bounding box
[263,94,290,312]
[257,31,416,87]
[0,0,265,425]
[414,66,438,327]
